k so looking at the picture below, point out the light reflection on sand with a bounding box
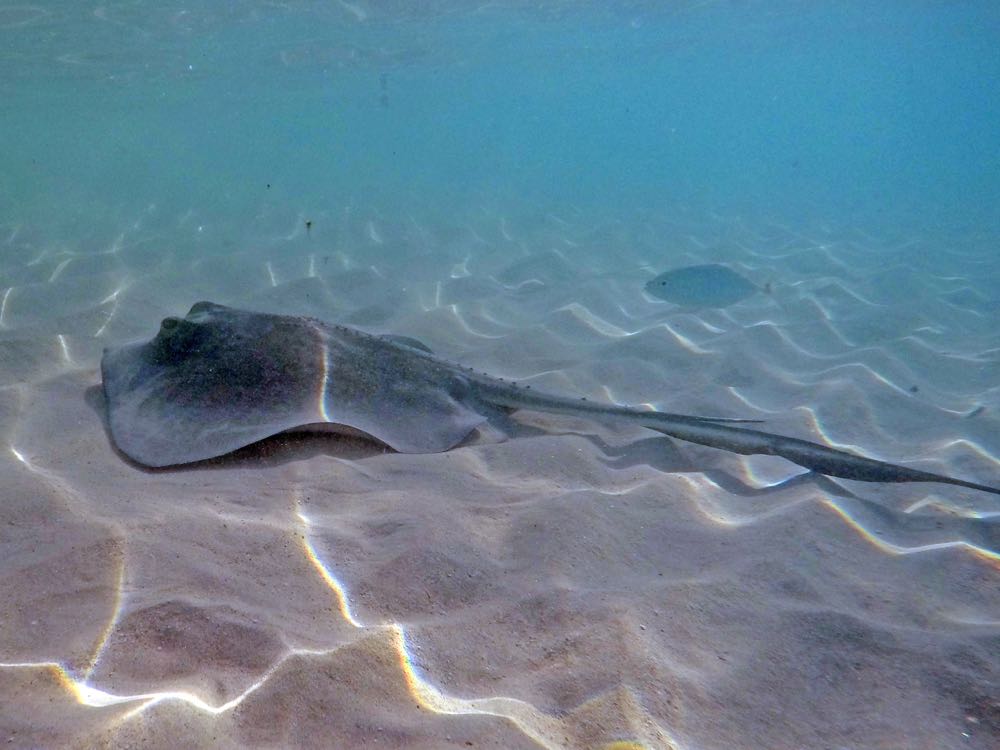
[0,490,677,749]
[1,204,998,747]
[822,499,1000,566]
[0,286,13,328]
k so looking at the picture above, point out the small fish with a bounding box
[645,264,765,308]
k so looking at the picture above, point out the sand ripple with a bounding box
[1,207,998,748]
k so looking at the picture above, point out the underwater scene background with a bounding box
[1,2,998,748]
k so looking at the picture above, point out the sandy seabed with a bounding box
[1,206,998,749]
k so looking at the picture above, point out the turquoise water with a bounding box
[4,2,999,238]
[3,4,1000,749]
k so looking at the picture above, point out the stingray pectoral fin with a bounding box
[384,407,487,453]
[643,419,1000,495]
[326,389,487,454]
[380,334,434,354]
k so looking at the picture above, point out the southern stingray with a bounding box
[101,302,1000,496]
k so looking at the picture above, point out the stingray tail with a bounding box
[686,416,765,424]
[479,383,999,495]
[639,415,1000,495]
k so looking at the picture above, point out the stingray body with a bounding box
[645,264,761,308]
[101,302,999,496]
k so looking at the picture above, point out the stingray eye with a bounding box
[160,317,181,331]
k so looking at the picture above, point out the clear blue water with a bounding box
[3,1,999,239]
[3,5,1000,748]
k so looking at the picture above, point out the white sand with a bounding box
[1,207,998,749]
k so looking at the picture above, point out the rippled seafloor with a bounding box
[1,203,998,749]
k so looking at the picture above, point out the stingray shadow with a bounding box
[85,384,392,472]
[575,432,860,498]
[87,383,546,473]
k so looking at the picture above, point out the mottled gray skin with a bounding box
[101,302,1000,496]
